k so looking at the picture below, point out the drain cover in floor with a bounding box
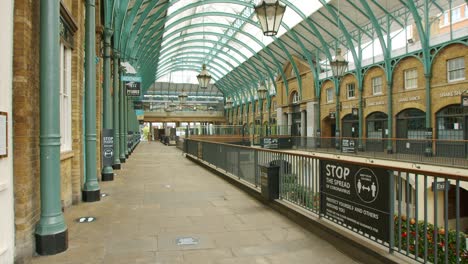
[176,237,199,246]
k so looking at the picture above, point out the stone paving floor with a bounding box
[31,142,359,264]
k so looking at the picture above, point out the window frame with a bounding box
[372,76,383,95]
[404,68,418,90]
[346,83,356,99]
[447,57,466,82]
[326,88,333,103]
[60,43,72,152]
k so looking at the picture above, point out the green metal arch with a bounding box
[157,49,256,89]
[138,21,288,96]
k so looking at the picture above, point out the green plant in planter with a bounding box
[394,215,468,263]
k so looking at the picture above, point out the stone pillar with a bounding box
[306,101,317,137]
[301,110,306,137]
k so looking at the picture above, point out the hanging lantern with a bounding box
[330,48,348,78]
[225,97,233,109]
[257,83,268,100]
[254,0,286,36]
[178,90,188,104]
[197,64,211,89]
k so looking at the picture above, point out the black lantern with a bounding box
[257,83,268,100]
[330,48,348,78]
[462,92,468,108]
[178,90,188,104]
[225,97,233,109]
[254,0,286,36]
[197,64,211,89]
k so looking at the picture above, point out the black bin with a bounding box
[259,164,280,201]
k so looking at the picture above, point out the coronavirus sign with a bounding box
[320,160,391,242]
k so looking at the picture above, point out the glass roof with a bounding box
[113,0,466,103]
[155,0,323,84]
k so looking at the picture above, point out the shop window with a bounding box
[60,43,72,152]
[436,105,466,140]
[372,76,382,95]
[404,68,418,90]
[326,88,333,103]
[447,57,465,82]
[346,83,355,99]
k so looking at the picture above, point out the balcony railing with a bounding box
[184,138,468,264]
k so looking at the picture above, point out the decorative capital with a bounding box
[113,50,120,59]
[104,28,114,39]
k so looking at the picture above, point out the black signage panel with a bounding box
[320,160,390,242]
[134,101,143,110]
[102,129,114,166]
[432,181,450,192]
[125,81,141,97]
[341,138,356,153]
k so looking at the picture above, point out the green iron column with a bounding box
[424,74,433,156]
[82,0,101,201]
[119,73,126,163]
[387,80,393,154]
[125,96,130,158]
[335,78,341,150]
[101,26,114,181]
[112,54,121,169]
[35,0,68,255]
[124,83,129,158]
[358,90,364,151]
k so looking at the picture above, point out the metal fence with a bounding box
[185,139,468,264]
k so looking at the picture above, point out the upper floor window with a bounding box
[346,83,356,99]
[443,11,449,25]
[452,7,461,22]
[404,68,418,90]
[447,57,465,82]
[372,76,383,95]
[292,92,300,104]
[326,88,333,103]
[60,43,72,152]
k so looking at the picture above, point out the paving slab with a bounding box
[31,142,359,264]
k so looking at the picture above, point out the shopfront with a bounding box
[341,113,359,138]
[396,108,426,154]
[366,112,388,152]
[436,104,468,158]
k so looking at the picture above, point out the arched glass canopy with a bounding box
[106,0,466,102]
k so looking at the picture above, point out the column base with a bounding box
[82,189,101,202]
[126,154,129,159]
[112,163,121,170]
[35,229,68,256]
[120,157,126,163]
[101,172,114,181]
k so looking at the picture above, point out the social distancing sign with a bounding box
[320,160,390,242]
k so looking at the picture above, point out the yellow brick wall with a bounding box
[339,73,359,118]
[13,0,41,260]
[13,0,103,261]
